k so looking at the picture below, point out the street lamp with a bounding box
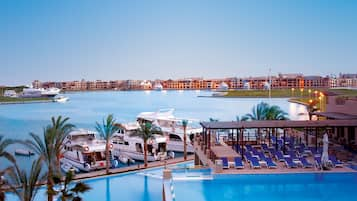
[291,88,295,97]
[300,88,304,97]
[308,89,311,98]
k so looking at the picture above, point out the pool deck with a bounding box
[193,140,356,175]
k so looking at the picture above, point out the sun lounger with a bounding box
[221,157,229,169]
[234,157,244,169]
[329,156,343,168]
[264,157,277,168]
[287,151,299,160]
[314,156,322,169]
[261,143,270,152]
[234,144,243,154]
[248,157,261,169]
[299,157,313,168]
[285,157,298,168]
[256,151,266,161]
[245,144,254,152]
[274,150,286,162]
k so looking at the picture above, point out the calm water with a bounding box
[0,90,307,139]
[5,163,357,201]
[4,91,353,201]
[0,90,307,170]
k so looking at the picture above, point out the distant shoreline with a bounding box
[0,97,53,105]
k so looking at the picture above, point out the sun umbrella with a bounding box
[321,133,329,168]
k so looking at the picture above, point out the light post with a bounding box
[182,119,188,161]
[319,96,322,111]
[300,88,304,97]
[308,89,311,98]
[291,88,295,97]
[314,90,318,99]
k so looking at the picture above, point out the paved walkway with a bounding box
[74,155,194,180]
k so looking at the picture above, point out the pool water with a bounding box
[5,162,357,201]
[174,172,357,201]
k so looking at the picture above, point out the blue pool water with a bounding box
[174,172,357,201]
[5,163,357,201]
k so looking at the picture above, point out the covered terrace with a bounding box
[195,119,357,168]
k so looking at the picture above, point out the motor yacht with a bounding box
[61,129,118,172]
[136,109,202,153]
[112,122,168,162]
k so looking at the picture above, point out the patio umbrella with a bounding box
[321,133,329,168]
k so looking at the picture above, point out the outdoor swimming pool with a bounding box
[5,162,357,201]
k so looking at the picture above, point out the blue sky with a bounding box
[1,0,357,85]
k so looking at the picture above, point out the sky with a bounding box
[1,0,357,85]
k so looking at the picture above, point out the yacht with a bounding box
[61,129,118,172]
[136,109,202,153]
[153,83,163,91]
[22,87,60,98]
[111,122,168,162]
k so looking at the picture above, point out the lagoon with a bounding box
[0,90,307,171]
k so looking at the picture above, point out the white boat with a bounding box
[136,109,202,153]
[60,162,79,173]
[22,87,60,98]
[4,90,17,98]
[111,122,168,162]
[153,83,163,91]
[61,129,118,172]
[14,149,35,156]
[54,96,69,103]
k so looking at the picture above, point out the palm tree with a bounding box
[265,105,289,120]
[0,166,13,201]
[95,114,119,174]
[24,126,57,201]
[7,157,45,201]
[51,171,91,201]
[50,116,75,174]
[241,102,270,121]
[182,120,188,161]
[0,135,15,163]
[0,135,15,201]
[129,122,163,168]
[242,102,288,142]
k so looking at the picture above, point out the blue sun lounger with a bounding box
[329,156,343,168]
[314,156,322,169]
[248,157,261,169]
[274,150,286,162]
[299,157,313,168]
[264,157,277,169]
[234,157,244,169]
[285,157,298,168]
[261,143,270,153]
[221,157,229,169]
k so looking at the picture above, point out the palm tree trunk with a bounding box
[47,169,53,201]
[106,140,110,174]
[183,126,187,161]
[144,141,148,168]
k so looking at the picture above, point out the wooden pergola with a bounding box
[199,119,357,156]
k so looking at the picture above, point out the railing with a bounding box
[162,169,175,201]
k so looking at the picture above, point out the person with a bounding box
[127,158,131,166]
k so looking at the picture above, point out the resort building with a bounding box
[31,73,355,91]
